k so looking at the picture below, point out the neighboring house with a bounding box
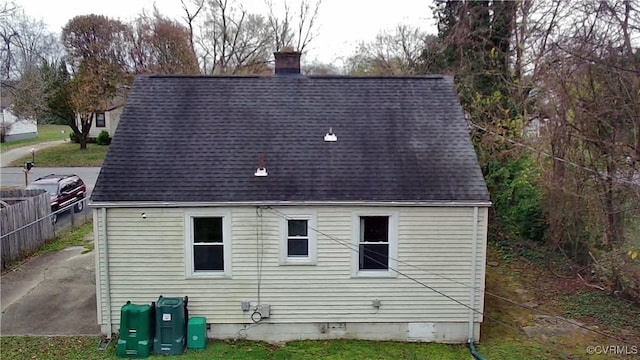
[75,100,125,141]
[524,117,547,138]
[1,97,37,142]
[90,51,491,343]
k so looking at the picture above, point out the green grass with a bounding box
[0,124,70,152]
[2,223,94,273]
[39,222,94,254]
[563,291,640,329]
[0,337,559,360]
[9,142,108,167]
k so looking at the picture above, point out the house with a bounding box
[89,51,491,343]
[75,99,125,141]
[1,97,37,142]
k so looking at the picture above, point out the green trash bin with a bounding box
[116,301,154,358]
[187,317,207,350]
[153,296,187,355]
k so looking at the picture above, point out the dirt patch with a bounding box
[522,315,587,338]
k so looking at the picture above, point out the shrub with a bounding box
[96,130,111,145]
[485,155,547,243]
[69,131,79,143]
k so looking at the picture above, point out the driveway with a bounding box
[0,243,100,335]
[0,140,66,167]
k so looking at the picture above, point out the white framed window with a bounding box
[95,112,106,127]
[352,211,398,277]
[279,211,317,265]
[185,210,231,278]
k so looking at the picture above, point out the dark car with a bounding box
[26,174,86,223]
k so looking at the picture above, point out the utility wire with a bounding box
[265,208,527,336]
[469,121,640,187]
[267,207,627,343]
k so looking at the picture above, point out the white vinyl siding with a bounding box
[95,206,488,331]
[78,107,122,138]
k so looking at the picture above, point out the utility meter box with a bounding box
[153,296,187,355]
[116,301,154,358]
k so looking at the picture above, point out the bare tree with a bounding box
[266,0,321,52]
[193,0,273,74]
[527,0,640,298]
[345,24,431,75]
[0,5,61,80]
[180,0,204,66]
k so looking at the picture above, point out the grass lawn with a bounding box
[0,336,554,360]
[0,124,70,152]
[9,142,108,167]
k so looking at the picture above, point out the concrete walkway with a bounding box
[0,140,66,167]
[0,243,100,335]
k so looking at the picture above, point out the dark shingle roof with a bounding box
[91,74,489,203]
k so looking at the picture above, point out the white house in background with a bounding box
[89,52,491,343]
[75,102,125,141]
[1,105,37,142]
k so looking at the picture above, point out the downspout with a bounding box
[468,206,487,360]
[468,206,479,340]
[102,207,113,339]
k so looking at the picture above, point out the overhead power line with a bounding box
[468,121,640,187]
[266,206,626,343]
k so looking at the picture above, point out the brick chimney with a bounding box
[274,47,301,75]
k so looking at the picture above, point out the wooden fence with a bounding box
[0,189,55,270]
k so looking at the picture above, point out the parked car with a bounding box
[26,174,86,223]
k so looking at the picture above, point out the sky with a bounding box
[18,0,437,65]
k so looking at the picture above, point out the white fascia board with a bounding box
[89,200,492,208]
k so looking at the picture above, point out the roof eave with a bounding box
[89,200,492,208]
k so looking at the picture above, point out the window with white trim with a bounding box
[353,212,398,277]
[185,211,231,277]
[95,112,106,127]
[287,220,309,257]
[279,212,317,265]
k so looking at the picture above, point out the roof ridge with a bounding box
[143,74,449,80]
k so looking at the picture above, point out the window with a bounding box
[352,212,398,277]
[287,220,309,257]
[193,217,224,271]
[95,112,106,127]
[185,211,231,277]
[279,211,317,265]
[359,216,389,270]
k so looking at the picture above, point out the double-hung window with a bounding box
[95,112,106,127]
[185,211,231,277]
[288,220,309,257]
[279,211,317,265]
[353,213,398,277]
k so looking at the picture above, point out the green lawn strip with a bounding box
[0,125,70,152]
[0,337,553,360]
[1,223,94,273]
[39,222,94,254]
[9,142,108,167]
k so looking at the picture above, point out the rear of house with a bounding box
[90,51,490,343]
